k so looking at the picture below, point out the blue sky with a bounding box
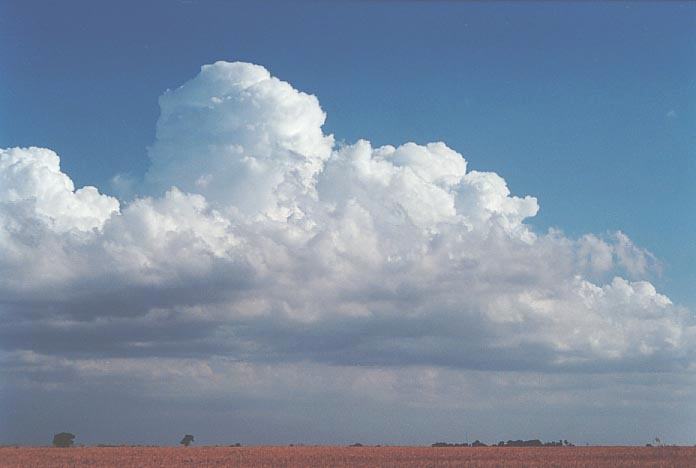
[1,1,695,445]
[2,1,693,308]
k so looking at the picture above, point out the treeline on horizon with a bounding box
[4,436,690,448]
[431,439,574,447]
[50,432,577,448]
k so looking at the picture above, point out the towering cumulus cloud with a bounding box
[146,61,334,221]
[1,62,693,443]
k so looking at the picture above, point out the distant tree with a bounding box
[180,434,194,447]
[52,433,75,448]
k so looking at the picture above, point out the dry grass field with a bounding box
[1,446,694,467]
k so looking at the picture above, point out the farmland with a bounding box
[1,446,694,467]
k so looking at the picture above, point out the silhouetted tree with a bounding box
[52,433,75,448]
[180,434,194,447]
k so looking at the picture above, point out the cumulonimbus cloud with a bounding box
[0,61,693,381]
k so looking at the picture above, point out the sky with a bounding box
[0,0,695,446]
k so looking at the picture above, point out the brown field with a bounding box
[1,446,694,467]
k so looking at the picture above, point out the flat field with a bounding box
[1,446,694,467]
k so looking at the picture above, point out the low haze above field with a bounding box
[0,0,694,446]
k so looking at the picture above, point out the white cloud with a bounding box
[576,231,660,279]
[0,62,693,434]
[0,147,119,232]
[146,61,334,222]
[577,234,615,274]
[100,187,241,285]
[613,230,660,277]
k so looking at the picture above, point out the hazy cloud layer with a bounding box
[1,62,693,444]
